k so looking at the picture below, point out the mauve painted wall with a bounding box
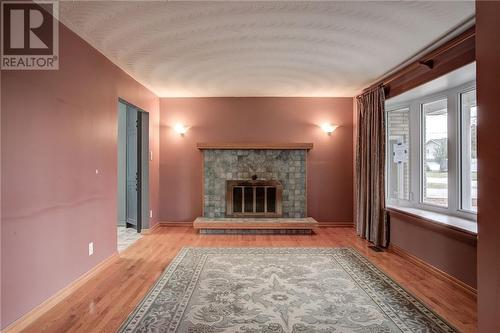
[159,97,354,223]
[390,215,477,287]
[476,2,500,332]
[0,24,160,328]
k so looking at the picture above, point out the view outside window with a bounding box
[422,99,448,207]
[461,90,478,212]
[386,108,410,200]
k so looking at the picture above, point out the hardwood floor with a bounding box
[22,227,477,333]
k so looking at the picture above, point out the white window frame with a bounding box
[385,107,411,204]
[458,87,478,214]
[419,95,450,210]
[385,81,477,221]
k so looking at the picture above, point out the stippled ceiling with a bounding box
[59,1,474,97]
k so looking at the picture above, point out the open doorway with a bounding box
[117,99,149,252]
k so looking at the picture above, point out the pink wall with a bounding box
[390,214,477,287]
[476,2,500,332]
[0,23,159,328]
[159,97,354,223]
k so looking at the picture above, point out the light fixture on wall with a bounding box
[320,123,338,135]
[174,123,188,136]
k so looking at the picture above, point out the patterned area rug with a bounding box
[119,248,457,333]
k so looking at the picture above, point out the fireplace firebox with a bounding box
[226,179,283,217]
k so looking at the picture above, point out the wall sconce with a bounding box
[320,123,338,135]
[174,123,188,136]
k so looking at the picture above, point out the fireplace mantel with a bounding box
[196,142,313,150]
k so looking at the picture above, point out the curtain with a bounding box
[355,86,388,247]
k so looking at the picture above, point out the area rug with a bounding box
[119,248,457,333]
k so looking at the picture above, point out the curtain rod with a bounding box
[357,84,384,99]
[361,16,475,94]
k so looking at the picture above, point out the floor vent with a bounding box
[368,245,384,252]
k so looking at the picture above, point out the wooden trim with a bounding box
[382,27,475,87]
[364,26,475,99]
[387,208,477,245]
[158,221,193,227]
[196,142,313,150]
[388,244,477,298]
[2,253,119,333]
[140,223,160,234]
[318,222,354,227]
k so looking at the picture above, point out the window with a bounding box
[422,99,448,207]
[385,69,477,221]
[386,107,410,200]
[460,90,477,212]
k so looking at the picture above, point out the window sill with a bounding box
[386,205,477,236]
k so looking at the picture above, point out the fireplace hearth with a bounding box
[226,179,283,218]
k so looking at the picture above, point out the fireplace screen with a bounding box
[226,180,283,217]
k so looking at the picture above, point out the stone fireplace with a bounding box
[194,143,318,233]
[203,148,307,218]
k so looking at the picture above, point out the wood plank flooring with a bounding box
[22,227,477,333]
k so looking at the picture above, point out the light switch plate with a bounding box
[88,242,94,256]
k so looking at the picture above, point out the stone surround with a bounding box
[203,149,306,218]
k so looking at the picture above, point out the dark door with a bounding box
[126,105,141,232]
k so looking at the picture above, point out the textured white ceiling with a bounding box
[59,1,474,97]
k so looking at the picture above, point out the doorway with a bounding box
[117,99,149,252]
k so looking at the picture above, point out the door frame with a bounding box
[118,98,149,233]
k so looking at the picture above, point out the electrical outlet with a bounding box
[149,210,153,218]
[88,242,94,256]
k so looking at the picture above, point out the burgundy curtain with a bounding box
[355,86,388,247]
